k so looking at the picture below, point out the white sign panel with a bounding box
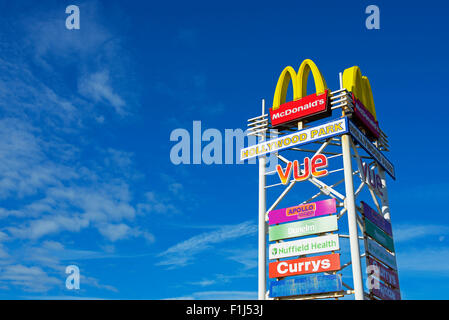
[240,118,348,161]
[269,234,340,260]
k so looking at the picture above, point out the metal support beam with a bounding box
[341,133,365,300]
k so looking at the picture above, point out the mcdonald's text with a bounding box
[270,91,328,127]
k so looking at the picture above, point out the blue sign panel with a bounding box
[348,120,395,180]
[269,274,343,298]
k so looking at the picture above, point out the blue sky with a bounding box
[0,0,448,299]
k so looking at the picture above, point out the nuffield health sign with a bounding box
[269,234,339,260]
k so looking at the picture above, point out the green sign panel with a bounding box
[365,218,395,252]
[269,215,338,241]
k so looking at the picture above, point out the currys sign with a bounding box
[269,198,336,225]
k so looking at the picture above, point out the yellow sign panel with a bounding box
[342,66,377,120]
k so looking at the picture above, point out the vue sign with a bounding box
[362,162,383,196]
[277,154,329,185]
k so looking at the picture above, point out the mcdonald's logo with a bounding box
[269,59,331,128]
[342,66,380,139]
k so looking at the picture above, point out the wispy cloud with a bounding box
[394,224,449,242]
[164,290,257,300]
[0,2,149,296]
[157,221,257,268]
[398,247,449,275]
[0,264,61,292]
[223,248,258,270]
[97,223,155,243]
[78,70,127,116]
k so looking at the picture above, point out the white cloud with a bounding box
[0,1,148,297]
[8,215,89,240]
[165,291,257,300]
[0,264,61,292]
[394,224,449,242]
[22,1,113,67]
[97,223,155,243]
[397,247,449,275]
[78,70,127,115]
[157,221,257,268]
[0,118,78,200]
[98,223,132,242]
[223,248,258,270]
[188,279,217,287]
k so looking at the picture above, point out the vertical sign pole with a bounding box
[342,134,364,300]
[339,72,364,300]
[258,99,267,300]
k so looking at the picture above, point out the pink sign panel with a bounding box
[268,199,336,225]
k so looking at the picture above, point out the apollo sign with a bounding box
[268,198,336,225]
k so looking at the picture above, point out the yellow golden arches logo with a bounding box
[342,66,377,120]
[272,59,328,111]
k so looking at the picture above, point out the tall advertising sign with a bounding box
[242,58,398,300]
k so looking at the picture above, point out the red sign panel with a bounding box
[269,91,329,127]
[269,253,340,278]
[367,256,400,289]
[352,93,380,139]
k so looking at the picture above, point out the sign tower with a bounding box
[242,59,400,300]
